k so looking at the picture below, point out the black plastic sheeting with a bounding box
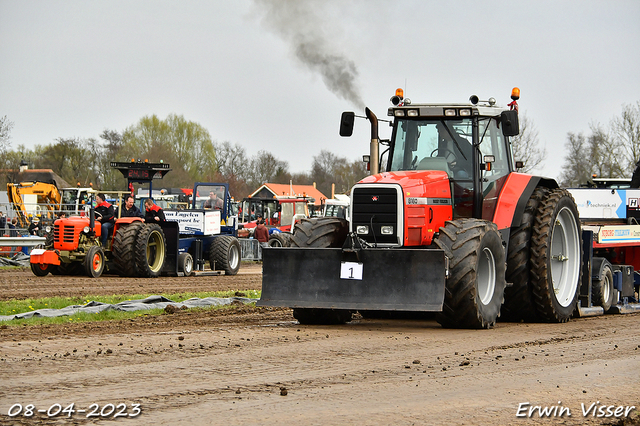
[0,295,258,322]
[0,252,31,267]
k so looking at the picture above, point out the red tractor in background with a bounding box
[258,88,638,328]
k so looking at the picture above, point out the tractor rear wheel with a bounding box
[530,188,582,322]
[112,222,144,277]
[434,218,506,329]
[502,186,549,322]
[290,217,349,248]
[268,232,292,247]
[84,245,105,278]
[135,223,166,278]
[293,308,352,325]
[209,235,241,275]
[31,262,53,277]
[591,258,614,312]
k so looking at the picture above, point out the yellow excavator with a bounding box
[6,182,62,228]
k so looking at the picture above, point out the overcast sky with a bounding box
[1,0,639,181]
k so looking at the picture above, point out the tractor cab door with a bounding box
[477,118,511,221]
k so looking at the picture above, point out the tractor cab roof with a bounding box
[388,102,508,120]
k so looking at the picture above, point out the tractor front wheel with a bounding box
[434,218,506,329]
[84,245,105,278]
[31,262,53,277]
[290,217,348,248]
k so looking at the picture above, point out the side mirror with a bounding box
[500,110,520,137]
[339,111,355,137]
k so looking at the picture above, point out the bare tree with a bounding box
[247,150,288,188]
[611,101,640,174]
[560,133,591,187]
[509,114,546,173]
[0,116,14,163]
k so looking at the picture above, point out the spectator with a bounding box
[8,218,18,237]
[28,216,41,236]
[254,218,269,247]
[95,193,115,246]
[119,195,144,218]
[0,211,6,234]
[144,198,166,223]
[203,191,223,210]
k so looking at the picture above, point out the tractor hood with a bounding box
[358,170,451,197]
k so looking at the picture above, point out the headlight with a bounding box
[45,226,51,232]
[356,225,369,235]
[381,226,394,235]
[83,226,91,233]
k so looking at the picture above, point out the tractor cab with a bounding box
[342,89,521,247]
[387,102,516,220]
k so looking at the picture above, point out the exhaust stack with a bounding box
[365,107,379,175]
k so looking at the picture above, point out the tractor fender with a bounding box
[492,174,559,232]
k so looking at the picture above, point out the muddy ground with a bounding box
[0,263,639,425]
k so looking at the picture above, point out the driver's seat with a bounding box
[417,157,451,177]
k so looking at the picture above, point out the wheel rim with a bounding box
[550,206,581,307]
[146,230,165,273]
[269,238,282,247]
[184,255,193,275]
[477,246,496,305]
[92,252,102,272]
[228,244,240,270]
[602,270,611,304]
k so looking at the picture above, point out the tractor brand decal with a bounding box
[629,198,639,209]
[371,196,379,201]
[406,197,451,205]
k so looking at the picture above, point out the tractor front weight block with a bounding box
[259,247,446,312]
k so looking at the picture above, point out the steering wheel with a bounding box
[430,148,456,163]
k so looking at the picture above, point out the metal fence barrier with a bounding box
[240,238,262,261]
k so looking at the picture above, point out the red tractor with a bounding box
[259,88,587,328]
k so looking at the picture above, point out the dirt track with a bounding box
[0,264,639,425]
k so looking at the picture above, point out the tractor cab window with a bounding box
[280,202,294,226]
[390,118,475,217]
[389,118,473,180]
[196,184,226,210]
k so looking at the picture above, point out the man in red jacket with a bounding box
[254,218,269,247]
[95,193,115,246]
[144,198,166,223]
